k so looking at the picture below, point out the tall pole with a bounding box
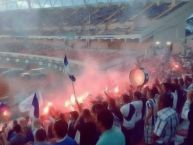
[71,81,81,111]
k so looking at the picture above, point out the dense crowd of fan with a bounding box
[0,73,193,145]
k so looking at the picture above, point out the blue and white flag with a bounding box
[64,55,68,66]
[69,74,76,82]
[19,91,43,118]
[64,55,76,82]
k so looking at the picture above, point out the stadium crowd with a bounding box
[0,72,193,145]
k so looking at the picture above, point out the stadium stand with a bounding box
[145,2,171,19]
[156,1,187,19]
[0,1,189,38]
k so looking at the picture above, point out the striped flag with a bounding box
[64,55,76,82]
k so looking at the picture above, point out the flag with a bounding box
[69,74,76,82]
[32,93,39,118]
[18,91,43,118]
[19,93,35,113]
[64,55,68,66]
[63,55,76,82]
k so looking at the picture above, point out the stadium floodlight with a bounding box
[155,41,160,45]
[166,41,172,46]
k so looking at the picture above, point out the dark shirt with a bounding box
[68,121,77,139]
[24,126,34,142]
[176,88,186,115]
[7,129,15,141]
[78,122,99,145]
[48,123,54,139]
[111,108,123,122]
[9,133,27,145]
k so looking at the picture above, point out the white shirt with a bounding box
[132,100,143,122]
[120,100,143,129]
[145,98,157,124]
[171,91,178,110]
[154,107,179,144]
[181,100,191,120]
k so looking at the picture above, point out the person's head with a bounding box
[166,77,172,84]
[147,89,153,99]
[54,119,68,139]
[158,93,173,110]
[2,123,7,130]
[59,113,65,121]
[170,83,177,92]
[161,83,171,93]
[13,124,22,134]
[133,91,142,100]
[151,86,159,96]
[184,76,192,87]
[173,78,179,86]
[179,77,184,87]
[33,119,42,129]
[97,109,113,132]
[19,117,28,128]
[122,94,131,104]
[108,98,116,110]
[102,101,108,110]
[91,103,104,115]
[25,116,30,122]
[142,86,149,96]
[82,109,92,122]
[13,120,18,127]
[54,111,61,120]
[70,111,79,121]
[91,103,105,122]
[35,128,47,142]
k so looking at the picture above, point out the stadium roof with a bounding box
[0,0,187,11]
[0,0,145,10]
[0,0,190,40]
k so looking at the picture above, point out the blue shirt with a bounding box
[54,136,77,145]
[10,133,27,145]
[96,127,125,145]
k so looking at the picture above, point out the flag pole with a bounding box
[63,55,81,111]
[71,81,81,111]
